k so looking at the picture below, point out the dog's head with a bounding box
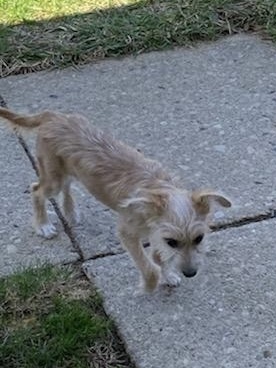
[121,187,231,278]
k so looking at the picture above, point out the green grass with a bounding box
[0,265,133,368]
[0,0,138,24]
[0,0,276,77]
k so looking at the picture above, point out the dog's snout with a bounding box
[183,269,197,278]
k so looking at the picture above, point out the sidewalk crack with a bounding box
[210,209,276,232]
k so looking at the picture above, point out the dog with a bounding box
[0,107,232,293]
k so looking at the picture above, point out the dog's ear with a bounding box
[120,188,169,214]
[191,189,232,216]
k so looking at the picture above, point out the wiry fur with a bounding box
[0,107,232,293]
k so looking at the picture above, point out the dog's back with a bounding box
[0,107,170,208]
[39,112,170,207]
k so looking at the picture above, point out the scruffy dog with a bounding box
[0,108,231,293]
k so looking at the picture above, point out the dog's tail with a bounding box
[0,107,54,129]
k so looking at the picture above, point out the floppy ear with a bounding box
[191,189,232,216]
[120,188,169,214]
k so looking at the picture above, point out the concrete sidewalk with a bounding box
[0,125,79,276]
[1,34,276,367]
[84,219,276,368]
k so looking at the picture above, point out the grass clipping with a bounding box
[0,265,133,368]
[1,0,276,77]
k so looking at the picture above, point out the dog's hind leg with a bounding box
[31,182,58,239]
[118,225,161,294]
[62,179,81,226]
[31,156,63,239]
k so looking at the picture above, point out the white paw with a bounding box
[36,223,58,239]
[162,272,182,287]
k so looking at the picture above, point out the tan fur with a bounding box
[0,107,232,294]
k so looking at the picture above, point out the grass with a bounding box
[0,0,276,77]
[0,0,139,24]
[0,265,133,368]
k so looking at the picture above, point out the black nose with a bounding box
[183,269,197,278]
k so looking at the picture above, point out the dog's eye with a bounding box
[165,238,178,248]
[193,234,204,244]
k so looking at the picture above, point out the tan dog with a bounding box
[0,107,231,293]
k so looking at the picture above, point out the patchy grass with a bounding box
[0,0,276,77]
[0,0,138,24]
[0,265,133,368]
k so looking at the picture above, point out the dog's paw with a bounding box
[139,267,161,294]
[161,272,181,288]
[36,223,58,239]
[134,281,156,297]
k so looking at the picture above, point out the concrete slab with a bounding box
[83,219,276,368]
[0,126,79,276]
[1,34,276,258]
[69,184,120,258]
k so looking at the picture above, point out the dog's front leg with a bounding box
[152,250,181,288]
[160,264,182,288]
[118,226,161,294]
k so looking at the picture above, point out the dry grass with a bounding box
[0,265,134,368]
